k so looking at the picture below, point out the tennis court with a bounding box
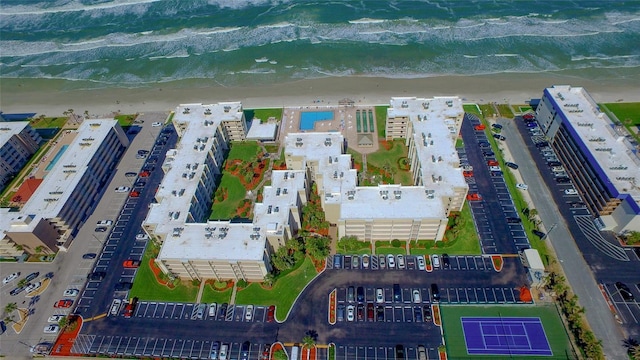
[462,317,551,356]
[441,305,575,359]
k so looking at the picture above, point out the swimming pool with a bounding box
[300,111,334,130]
[45,145,68,171]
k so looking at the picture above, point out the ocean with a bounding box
[1,0,639,89]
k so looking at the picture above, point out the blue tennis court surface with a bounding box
[462,317,552,356]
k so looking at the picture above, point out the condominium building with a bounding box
[536,85,640,233]
[0,121,42,189]
[2,120,128,254]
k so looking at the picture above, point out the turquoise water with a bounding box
[45,144,68,171]
[300,111,334,130]
[1,1,639,88]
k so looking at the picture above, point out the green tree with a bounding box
[337,236,361,252]
[271,247,296,271]
[391,239,402,248]
[306,236,330,260]
[302,335,316,349]
[623,231,640,245]
[34,245,44,256]
[4,302,17,315]
[263,273,275,287]
[58,316,69,329]
[273,349,287,360]
[622,337,638,354]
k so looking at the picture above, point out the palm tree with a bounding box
[4,302,17,315]
[623,337,639,354]
[301,334,316,360]
[632,344,640,359]
[263,273,275,288]
[272,349,287,360]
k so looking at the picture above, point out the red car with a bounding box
[463,171,474,177]
[487,160,499,166]
[523,113,535,120]
[139,171,150,178]
[466,193,482,201]
[54,299,73,308]
[129,190,140,198]
[267,305,275,322]
[123,260,141,268]
[474,124,486,130]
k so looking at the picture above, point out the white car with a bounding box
[489,166,501,171]
[417,256,426,271]
[110,299,122,316]
[245,305,254,321]
[397,254,405,269]
[376,288,384,303]
[412,289,422,303]
[25,281,42,294]
[152,122,163,127]
[361,254,370,269]
[136,233,149,240]
[386,254,396,269]
[44,324,60,334]
[3,272,20,284]
[209,303,217,317]
[63,289,79,297]
[516,183,528,190]
[219,344,229,360]
[565,188,578,195]
[114,186,130,193]
[432,254,441,268]
[48,315,65,323]
[96,220,113,226]
[347,305,355,321]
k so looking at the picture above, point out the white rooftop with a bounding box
[146,102,243,233]
[340,184,446,219]
[10,120,120,231]
[546,86,640,202]
[157,222,266,261]
[246,119,277,141]
[0,121,30,146]
[252,170,307,236]
[389,97,467,196]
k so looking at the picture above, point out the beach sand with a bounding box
[1,72,639,117]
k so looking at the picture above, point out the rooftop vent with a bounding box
[425,189,435,199]
[223,106,231,113]
[204,108,212,115]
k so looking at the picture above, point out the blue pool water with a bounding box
[300,111,334,131]
[45,144,68,171]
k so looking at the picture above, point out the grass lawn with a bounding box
[518,105,532,113]
[375,243,407,255]
[227,141,261,161]
[375,106,389,139]
[463,104,482,118]
[496,104,514,119]
[129,242,199,302]
[245,108,284,123]
[200,283,233,303]
[114,114,138,127]
[346,147,363,171]
[441,305,574,359]
[29,116,68,129]
[366,139,412,185]
[479,104,498,119]
[601,102,640,125]
[210,175,247,220]
[235,257,317,321]
[410,203,481,255]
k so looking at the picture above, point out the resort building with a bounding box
[536,85,640,233]
[1,120,128,254]
[0,121,42,190]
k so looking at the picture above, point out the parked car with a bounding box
[114,186,130,193]
[88,271,106,281]
[412,289,422,303]
[245,305,254,321]
[110,299,122,316]
[357,286,365,303]
[209,303,217,317]
[507,217,522,224]
[378,254,386,269]
[10,286,25,296]
[63,289,79,297]
[556,177,571,183]
[54,299,73,308]
[376,305,385,321]
[393,284,402,302]
[532,230,546,239]
[417,345,427,360]
[616,282,634,301]
[387,254,396,269]
[347,305,355,321]
[25,272,39,282]
[267,305,275,322]
[422,305,432,322]
[94,226,108,232]
[114,282,133,291]
[125,172,137,177]
[397,254,405,269]
[152,122,163,127]
[123,260,141,268]
[25,282,42,294]
[352,255,359,269]
[431,255,441,268]
[492,134,505,141]
[376,288,384,303]
[395,345,405,360]
[516,183,528,190]
[417,255,426,271]
[565,188,578,195]
[82,253,97,259]
[347,286,355,302]
[491,123,503,129]
[96,220,113,226]
[136,233,149,240]
[44,324,60,334]
[218,303,228,317]
[210,341,220,360]
[3,272,20,284]
[219,343,229,360]
[431,283,440,302]
[48,315,65,323]
[442,253,451,268]
[361,254,370,269]
[505,162,519,169]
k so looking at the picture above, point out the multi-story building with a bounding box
[0,121,42,189]
[536,85,640,233]
[2,120,128,254]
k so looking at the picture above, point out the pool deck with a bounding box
[281,105,380,154]
[32,130,77,179]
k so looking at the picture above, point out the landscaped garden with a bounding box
[375,105,389,139]
[350,139,413,186]
[29,115,68,129]
[210,141,268,220]
[600,102,640,143]
[244,108,284,123]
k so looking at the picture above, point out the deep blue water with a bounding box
[1,0,639,88]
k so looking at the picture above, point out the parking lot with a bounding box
[603,282,640,325]
[73,335,271,360]
[127,301,272,323]
[327,254,496,272]
[335,344,438,360]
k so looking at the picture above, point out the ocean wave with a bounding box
[349,18,387,24]
[0,0,162,16]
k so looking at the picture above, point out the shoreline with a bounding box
[2,72,639,117]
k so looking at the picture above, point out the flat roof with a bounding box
[246,119,277,140]
[0,121,29,147]
[389,97,467,196]
[157,221,266,261]
[252,170,307,236]
[10,120,120,231]
[146,102,244,233]
[545,86,640,202]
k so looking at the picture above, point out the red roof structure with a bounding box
[12,178,43,203]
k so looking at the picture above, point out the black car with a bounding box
[10,286,25,296]
[422,305,432,322]
[88,271,106,281]
[240,341,250,360]
[393,284,402,302]
[532,230,546,239]
[376,306,385,321]
[25,272,39,282]
[483,151,495,157]
[431,283,440,302]
[535,141,549,148]
[95,227,107,232]
[147,156,158,164]
[491,123,503,129]
[162,128,173,134]
[357,286,365,303]
[156,140,166,146]
[616,282,634,301]
[442,254,450,268]
[219,303,228,317]
[395,345,405,360]
[142,166,155,172]
[134,180,146,187]
[125,172,137,177]
[505,162,519,169]
[82,253,97,259]
[492,134,505,141]
[115,282,133,291]
[478,141,490,148]
[556,177,571,183]
[507,217,522,224]
[490,171,503,177]
[548,161,562,167]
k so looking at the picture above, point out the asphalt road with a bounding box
[499,115,627,359]
[0,113,169,359]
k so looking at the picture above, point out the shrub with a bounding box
[391,239,402,248]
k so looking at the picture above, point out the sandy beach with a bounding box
[2,72,639,117]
